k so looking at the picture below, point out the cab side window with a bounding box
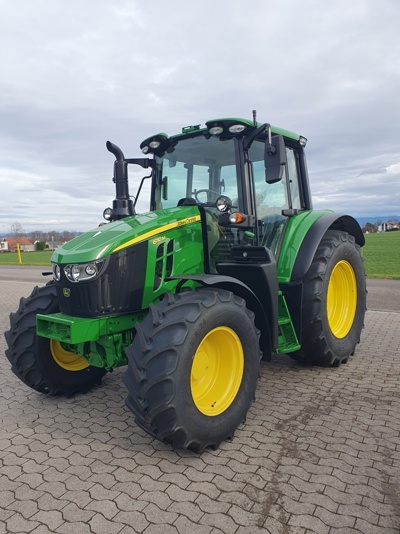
[249,141,303,255]
[286,147,302,210]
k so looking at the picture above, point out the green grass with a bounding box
[362,231,400,280]
[0,251,53,266]
[1,231,399,279]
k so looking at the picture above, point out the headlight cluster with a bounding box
[52,260,105,283]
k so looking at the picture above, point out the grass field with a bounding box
[1,232,399,279]
[363,231,400,280]
[0,251,53,266]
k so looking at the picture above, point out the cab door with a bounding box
[249,140,304,256]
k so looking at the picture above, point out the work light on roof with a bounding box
[140,133,169,155]
[228,124,246,134]
[209,126,224,136]
[299,136,307,147]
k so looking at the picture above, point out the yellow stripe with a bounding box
[113,215,201,253]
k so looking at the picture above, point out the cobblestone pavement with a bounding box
[1,280,399,534]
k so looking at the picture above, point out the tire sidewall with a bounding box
[172,294,260,440]
[14,283,105,394]
[321,237,366,359]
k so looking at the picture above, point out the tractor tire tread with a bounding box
[291,230,366,367]
[124,288,261,452]
[5,282,105,396]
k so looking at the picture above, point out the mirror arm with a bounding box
[243,123,268,151]
[265,124,276,155]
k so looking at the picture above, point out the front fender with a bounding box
[167,274,273,358]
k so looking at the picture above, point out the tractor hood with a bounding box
[51,205,201,264]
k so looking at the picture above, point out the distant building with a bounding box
[377,222,399,233]
[0,239,9,252]
[0,237,34,252]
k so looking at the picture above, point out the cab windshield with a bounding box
[153,135,240,210]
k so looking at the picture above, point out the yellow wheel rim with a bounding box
[50,340,90,371]
[191,326,244,416]
[327,260,357,339]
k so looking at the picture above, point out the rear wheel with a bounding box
[291,230,366,366]
[5,283,106,395]
[123,288,262,452]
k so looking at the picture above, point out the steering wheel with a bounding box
[194,189,220,203]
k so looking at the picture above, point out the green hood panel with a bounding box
[51,206,201,264]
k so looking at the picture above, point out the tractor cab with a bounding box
[140,118,312,265]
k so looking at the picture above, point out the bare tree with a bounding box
[10,222,25,237]
[28,230,46,242]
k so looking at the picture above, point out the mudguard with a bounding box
[168,274,274,358]
[290,213,364,282]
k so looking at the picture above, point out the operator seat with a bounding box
[177,198,197,206]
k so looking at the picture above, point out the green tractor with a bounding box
[5,113,366,452]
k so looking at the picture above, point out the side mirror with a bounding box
[162,176,168,200]
[265,134,287,184]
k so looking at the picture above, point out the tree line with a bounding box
[9,222,79,243]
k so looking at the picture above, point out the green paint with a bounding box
[276,291,300,353]
[277,210,334,283]
[40,205,205,372]
[51,205,202,264]
[141,219,204,307]
[37,310,145,344]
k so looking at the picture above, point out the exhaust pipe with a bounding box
[106,141,135,219]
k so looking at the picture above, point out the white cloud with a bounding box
[386,163,400,175]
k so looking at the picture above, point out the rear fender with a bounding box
[290,213,364,282]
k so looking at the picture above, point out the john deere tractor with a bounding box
[5,113,366,452]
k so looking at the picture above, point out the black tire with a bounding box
[123,288,262,452]
[5,282,106,395]
[291,230,366,367]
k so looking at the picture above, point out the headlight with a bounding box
[52,264,61,281]
[64,260,105,283]
[216,195,232,212]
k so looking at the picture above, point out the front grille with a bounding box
[55,242,148,318]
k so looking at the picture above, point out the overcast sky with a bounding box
[1,0,399,234]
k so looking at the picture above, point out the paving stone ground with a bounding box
[1,279,399,534]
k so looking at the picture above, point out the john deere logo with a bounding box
[63,288,71,298]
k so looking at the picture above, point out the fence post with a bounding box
[17,243,22,265]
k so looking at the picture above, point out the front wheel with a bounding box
[5,283,106,395]
[123,288,262,452]
[291,230,366,367]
